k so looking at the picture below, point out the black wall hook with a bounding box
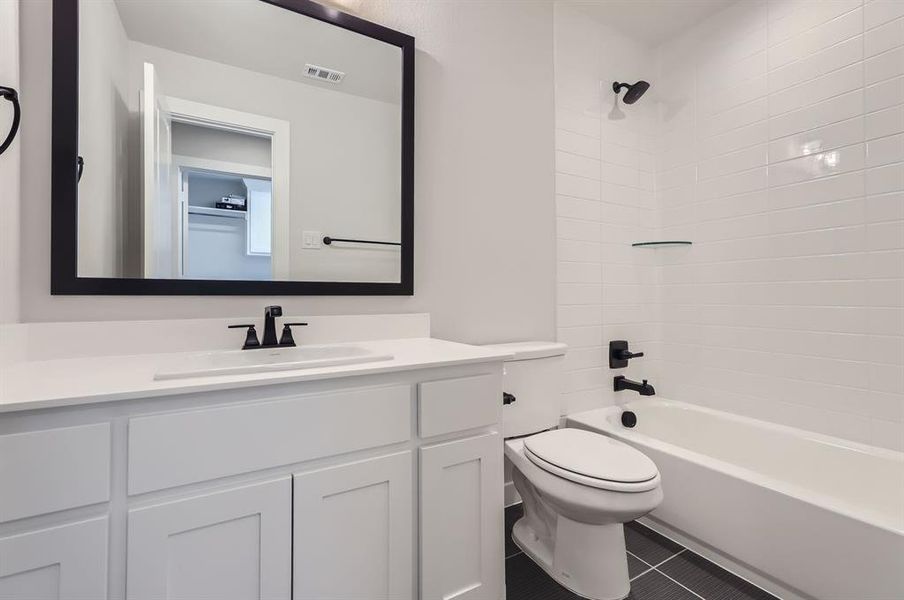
[0,86,21,156]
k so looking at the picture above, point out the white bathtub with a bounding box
[567,398,904,600]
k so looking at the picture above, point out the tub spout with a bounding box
[614,375,655,396]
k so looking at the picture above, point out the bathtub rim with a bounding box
[566,397,904,537]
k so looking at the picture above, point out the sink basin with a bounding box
[154,345,393,380]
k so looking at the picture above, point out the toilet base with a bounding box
[512,515,630,600]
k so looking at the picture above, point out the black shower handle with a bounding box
[0,86,21,157]
[77,156,85,182]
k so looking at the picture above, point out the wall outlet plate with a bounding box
[301,231,322,249]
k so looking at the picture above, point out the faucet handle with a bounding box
[609,340,644,368]
[228,324,261,349]
[279,323,308,347]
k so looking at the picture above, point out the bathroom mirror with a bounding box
[51,0,414,295]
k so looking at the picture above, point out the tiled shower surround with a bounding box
[555,0,904,450]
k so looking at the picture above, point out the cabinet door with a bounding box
[0,518,107,600]
[420,433,504,600]
[127,478,291,600]
[293,452,413,600]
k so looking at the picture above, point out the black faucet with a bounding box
[228,306,307,350]
[261,305,282,347]
[614,375,655,396]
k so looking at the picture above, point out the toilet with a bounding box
[484,342,663,600]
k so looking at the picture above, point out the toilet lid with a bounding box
[523,429,658,484]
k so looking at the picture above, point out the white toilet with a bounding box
[484,342,663,600]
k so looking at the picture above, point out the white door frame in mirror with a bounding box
[163,95,291,280]
[140,63,173,279]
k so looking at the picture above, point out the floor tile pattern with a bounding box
[504,504,780,600]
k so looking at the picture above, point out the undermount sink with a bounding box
[154,344,393,380]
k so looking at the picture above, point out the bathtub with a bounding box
[567,398,904,600]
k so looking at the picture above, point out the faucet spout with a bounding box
[614,375,655,396]
[262,305,283,347]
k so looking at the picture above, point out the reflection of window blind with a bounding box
[244,179,272,256]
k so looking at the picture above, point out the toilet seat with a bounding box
[523,429,660,492]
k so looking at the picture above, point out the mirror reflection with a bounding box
[77,0,403,283]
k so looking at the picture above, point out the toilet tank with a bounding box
[481,341,567,438]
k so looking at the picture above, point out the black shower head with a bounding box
[612,80,650,104]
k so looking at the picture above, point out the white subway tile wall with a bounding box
[555,0,903,451]
[555,4,662,415]
[656,0,904,450]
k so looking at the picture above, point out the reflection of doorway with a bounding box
[140,62,290,279]
[178,163,272,280]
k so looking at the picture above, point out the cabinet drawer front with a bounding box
[0,424,110,523]
[418,374,500,438]
[128,385,411,494]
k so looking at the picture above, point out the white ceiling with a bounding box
[112,0,402,104]
[565,0,735,46]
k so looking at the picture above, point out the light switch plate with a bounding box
[302,231,322,249]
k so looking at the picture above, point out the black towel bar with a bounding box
[323,236,401,247]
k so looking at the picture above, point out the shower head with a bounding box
[612,80,650,104]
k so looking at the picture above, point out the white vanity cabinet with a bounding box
[0,359,506,600]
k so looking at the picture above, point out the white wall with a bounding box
[17,0,556,345]
[553,3,662,416]
[77,0,130,278]
[653,0,904,451]
[0,0,19,323]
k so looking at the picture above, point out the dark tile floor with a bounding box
[504,504,780,600]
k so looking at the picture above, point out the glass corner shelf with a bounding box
[631,241,693,247]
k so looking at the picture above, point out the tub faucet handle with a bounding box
[609,340,645,368]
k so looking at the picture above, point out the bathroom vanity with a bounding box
[0,318,511,600]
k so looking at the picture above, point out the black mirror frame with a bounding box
[51,0,415,296]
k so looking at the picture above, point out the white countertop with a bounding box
[0,338,513,414]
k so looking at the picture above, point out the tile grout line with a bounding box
[649,548,687,570]
[626,550,655,582]
[653,565,707,600]
[626,545,688,581]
